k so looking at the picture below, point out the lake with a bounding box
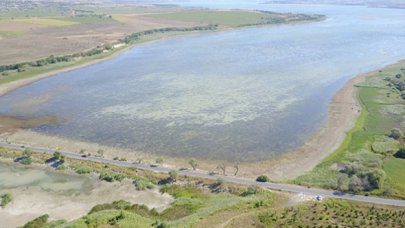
[0,3,404,161]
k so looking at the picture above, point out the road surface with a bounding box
[1,142,404,207]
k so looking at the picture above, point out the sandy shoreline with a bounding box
[0,33,403,181]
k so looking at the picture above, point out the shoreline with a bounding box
[0,22,400,181]
[0,15,326,97]
[0,62,397,180]
[2,61,401,181]
[0,30,213,97]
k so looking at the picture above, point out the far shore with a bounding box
[0,14,326,97]
[0,30,214,97]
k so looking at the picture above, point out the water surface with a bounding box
[0,4,404,161]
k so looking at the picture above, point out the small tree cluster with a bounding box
[256,175,269,182]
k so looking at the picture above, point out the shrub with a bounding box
[23,214,49,228]
[133,177,154,190]
[256,175,269,182]
[99,172,125,182]
[1,193,12,207]
[20,156,33,165]
[241,185,261,196]
[394,148,405,159]
[389,128,403,140]
[75,166,92,174]
[88,200,131,214]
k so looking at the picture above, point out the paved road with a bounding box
[1,142,404,207]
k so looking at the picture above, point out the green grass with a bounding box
[258,199,405,227]
[293,62,405,198]
[64,210,154,228]
[0,31,25,39]
[60,15,114,24]
[147,10,267,27]
[383,157,405,197]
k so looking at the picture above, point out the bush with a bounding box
[75,166,92,174]
[1,193,12,207]
[389,128,403,140]
[20,156,33,165]
[256,175,269,182]
[88,200,131,214]
[241,185,261,196]
[99,172,125,182]
[394,148,405,159]
[133,177,154,190]
[23,214,49,228]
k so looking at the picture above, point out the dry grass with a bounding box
[12,18,79,26]
[0,10,202,65]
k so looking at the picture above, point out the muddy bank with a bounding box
[0,161,173,228]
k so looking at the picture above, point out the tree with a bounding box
[216,178,224,186]
[189,159,198,170]
[217,163,226,175]
[79,149,86,154]
[336,173,349,191]
[53,151,62,160]
[168,170,178,181]
[256,175,269,182]
[389,128,403,140]
[97,149,104,157]
[366,170,386,190]
[348,175,362,193]
[156,158,163,165]
[23,149,32,157]
[233,163,239,176]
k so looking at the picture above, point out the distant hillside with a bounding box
[264,0,405,9]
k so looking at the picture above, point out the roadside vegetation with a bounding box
[1,146,404,227]
[21,184,405,227]
[294,62,405,199]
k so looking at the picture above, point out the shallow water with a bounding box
[0,162,93,193]
[0,4,404,161]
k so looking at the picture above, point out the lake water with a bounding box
[0,3,404,161]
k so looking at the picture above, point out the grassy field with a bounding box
[294,62,405,199]
[146,10,271,27]
[0,31,24,39]
[12,18,79,26]
[383,156,405,195]
[258,199,405,227]
[145,10,324,28]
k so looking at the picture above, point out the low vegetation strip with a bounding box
[1,142,405,207]
[294,62,405,199]
[145,10,325,27]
